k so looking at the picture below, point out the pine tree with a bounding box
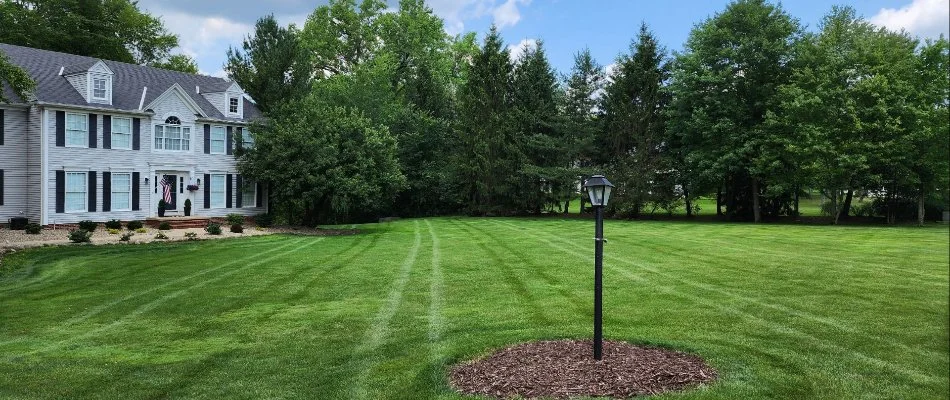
[562,48,604,213]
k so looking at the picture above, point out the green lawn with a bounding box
[1,218,947,399]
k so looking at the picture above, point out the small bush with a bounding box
[25,223,42,234]
[127,220,144,230]
[158,222,172,231]
[77,220,98,232]
[205,223,222,235]
[107,228,120,235]
[120,232,134,242]
[225,213,245,226]
[154,232,169,240]
[254,213,273,228]
[184,231,199,240]
[135,228,147,234]
[230,224,244,233]
[105,219,123,229]
[68,230,92,243]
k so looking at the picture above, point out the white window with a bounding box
[111,173,131,211]
[65,113,87,147]
[111,117,132,149]
[65,172,87,213]
[241,129,254,149]
[242,180,256,207]
[92,77,107,100]
[210,126,226,154]
[210,174,226,208]
[154,116,191,151]
[229,96,239,114]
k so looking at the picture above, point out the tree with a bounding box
[908,37,949,225]
[562,48,603,213]
[153,54,198,74]
[0,52,35,103]
[668,0,800,222]
[0,0,179,65]
[226,15,308,113]
[599,23,671,217]
[299,0,387,76]
[457,25,518,214]
[238,98,405,226]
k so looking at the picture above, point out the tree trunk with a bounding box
[716,185,723,217]
[918,188,926,226]
[831,190,841,225]
[793,186,800,219]
[840,189,854,220]
[752,178,761,223]
[684,184,692,217]
[579,176,587,214]
[563,199,570,214]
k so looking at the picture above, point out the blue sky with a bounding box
[138,0,950,77]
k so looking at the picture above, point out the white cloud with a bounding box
[493,0,529,29]
[508,38,538,62]
[426,0,532,34]
[869,0,950,39]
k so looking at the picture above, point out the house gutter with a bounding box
[33,101,153,116]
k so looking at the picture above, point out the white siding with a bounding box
[65,74,88,102]
[201,92,226,116]
[25,106,42,223]
[0,107,31,223]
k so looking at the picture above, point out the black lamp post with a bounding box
[583,174,613,360]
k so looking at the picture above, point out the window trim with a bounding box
[92,77,108,100]
[153,123,192,152]
[65,171,88,213]
[228,96,240,115]
[242,179,256,208]
[110,172,132,211]
[65,112,88,148]
[111,116,133,150]
[209,174,227,209]
[209,125,226,155]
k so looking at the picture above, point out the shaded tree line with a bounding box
[224,0,947,225]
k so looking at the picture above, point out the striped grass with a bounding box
[0,218,947,399]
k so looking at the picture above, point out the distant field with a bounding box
[0,218,947,399]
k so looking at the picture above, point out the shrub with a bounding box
[25,223,42,234]
[105,219,123,229]
[226,213,245,226]
[205,223,222,235]
[254,213,273,228]
[230,224,244,233]
[77,220,98,232]
[107,228,120,235]
[120,232,134,242]
[135,228,147,234]
[68,230,92,243]
[154,232,169,240]
[184,231,199,240]
[158,222,172,231]
[127,220,144,230]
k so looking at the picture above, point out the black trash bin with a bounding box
[9,217,28,230]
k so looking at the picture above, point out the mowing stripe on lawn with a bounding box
[14,238,316,356]
[351,220,422,399]
[424,220,445,387]
[490,220,940,382]
[492,218,946,359]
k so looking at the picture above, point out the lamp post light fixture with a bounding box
[583,174,613,360]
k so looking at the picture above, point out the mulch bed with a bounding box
[450,339,716,399]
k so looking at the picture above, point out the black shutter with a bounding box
[204,173,211,208]
[226,126,233,155]
[235,175,243,208]
[0,109,5,145]
[88,114,97,148]
[132,118,140,150]
[88,171,96,212]
[55,170,65,213]
[102,115,111,149]
[179,177,184,194]
[235,127,243,152]
[256,182,263,207]
[0,169,4,205]
[225,174,233,208]
[204,125,211,154]
[56,111,65,147]
[132,172,140,211]
[102,171,111,212]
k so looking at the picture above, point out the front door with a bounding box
[162,174,177,210]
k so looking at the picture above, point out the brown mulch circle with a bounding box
[450,339,717,399]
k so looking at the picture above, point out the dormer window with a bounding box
[92,77,107,100]
[229,97,239,114]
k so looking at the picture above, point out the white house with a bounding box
[0,44,267,225]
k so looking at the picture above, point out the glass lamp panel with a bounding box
[587,186,604,206]
[602,186,612,206]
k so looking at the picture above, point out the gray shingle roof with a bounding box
[0,43,261,121]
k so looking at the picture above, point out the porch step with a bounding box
[145,217,213,230]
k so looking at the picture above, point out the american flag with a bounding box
[160,176,173,204]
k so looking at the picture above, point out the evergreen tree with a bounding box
[226,15,308,114]
[562,48,604,213]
